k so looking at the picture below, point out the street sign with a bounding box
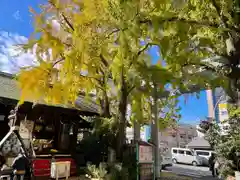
[136,141,154,180]
[139,145,153,163]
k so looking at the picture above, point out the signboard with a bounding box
[140,128,146,141]
[218,103,229,123]
[139,145,153,163]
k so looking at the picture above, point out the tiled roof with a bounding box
[0,72,99,114]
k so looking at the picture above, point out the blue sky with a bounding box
[0,0,208,125]
[148,46,208,124]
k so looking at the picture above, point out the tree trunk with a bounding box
[116,72,128,161]
[99,91,111,118]
[103,91,111,118]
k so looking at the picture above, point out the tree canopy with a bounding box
[17,0,184,159]
[139,0,240,101]
[16,0,240,161]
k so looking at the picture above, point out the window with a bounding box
[196,151,210,156]
[178,150,184,154]
[186,151,192,155]
[173,149,177,154]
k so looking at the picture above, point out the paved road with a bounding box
[164,164,220,180]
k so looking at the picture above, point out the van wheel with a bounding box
[172,159,177,164]
[192,161,197,166]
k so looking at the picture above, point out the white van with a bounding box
[171,147,203,166]
[194,150,215,166]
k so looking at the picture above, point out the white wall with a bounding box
[196,125,205,137]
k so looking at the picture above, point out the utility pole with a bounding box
[151,83,161,178]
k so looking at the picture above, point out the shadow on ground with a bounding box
[193,176,221,180]
[159,171,220,180]
[158,176,220,180]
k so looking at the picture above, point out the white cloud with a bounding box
[0,31,36,74]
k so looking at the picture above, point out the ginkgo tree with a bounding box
[138,0,240,104]
[17,0,182,160]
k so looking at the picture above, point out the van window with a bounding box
[196,151,210,156]
[186,151,192,155]
[178,150,184,154]
[173,149,177,154]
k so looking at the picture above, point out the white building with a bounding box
[196,125,205,137]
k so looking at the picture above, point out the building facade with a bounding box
[206,88,230,134]
[158,124,198,149]
[206,88,228,123]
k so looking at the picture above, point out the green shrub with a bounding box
[85,163,108,180]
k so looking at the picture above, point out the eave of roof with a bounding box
[0,71,99,114]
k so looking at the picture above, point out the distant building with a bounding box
[206,88,228,123]
[206,88,230,134]
[158,124,197,149]
[186,136,211,150]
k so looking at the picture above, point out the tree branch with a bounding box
[48,0,74,31]
[210,0,229,29]
[137,42,157,56]
[61,14,74,31]
[129,42,158,68]
[140,17,240,33]
[79,73,103,84]
[100,54,109,67]
[140,17,220,28]
[127,85,135,95]
[52,58,64,67]
[181,62,219,75]
[209,0,240,38]
[106,29,120,38]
